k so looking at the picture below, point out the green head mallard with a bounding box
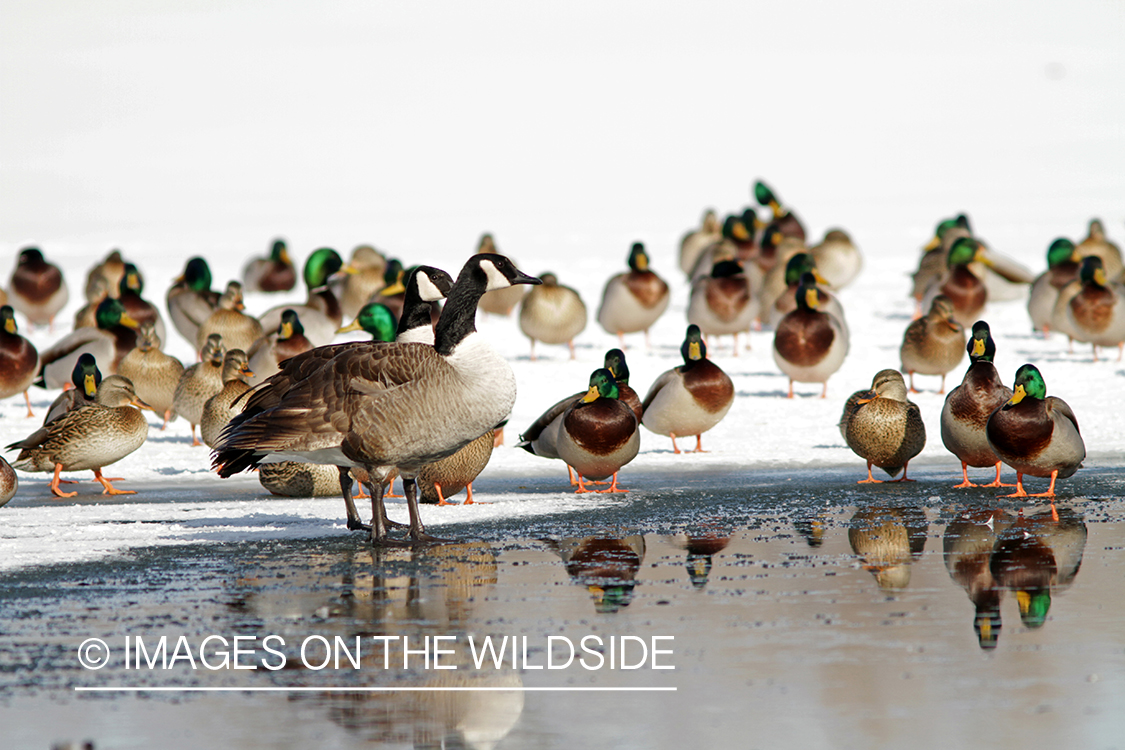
[1005,363,1047,407]
[379,258,406,296]
[337,302,398,342]
[947,237,989,268]
[967,320,996,362]
[784,253,829,287]
[1045,238,1079,269]
[721,215,752,243]
[627,242,650,272]
[270,239,290,265]
[277,309,306,340]
[0,305,18,336]
[681,324,706,362]
[753,180,783,217]
[180,257,213,292]
[95,297,140,331]
[603,348,630,386]
[303,247,344,290]
[72,352,102,399]
[582,368,620,403]
[1077,254,1107,286]
[119,263,144,295]
[794,273,823,312]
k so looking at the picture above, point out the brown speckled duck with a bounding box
[596,242,670,348]
[1075,218,1124,281]
[679,209,722,277]
[197,281,264,354]
[8,247,69,329]
[641,325,734,453]
[173,333,226,446]
[840,369,926,483]
[477,234,527,316]
[899,294,966,393]
[116,323,184,429]
[417,427,498,504]
[0,455,16,506]
[7,375,149,497]
[986,364,1084,498]
[518,272,586,360]
[200,349,253,449]
[940,321,1014,488]
[0,305,40,417]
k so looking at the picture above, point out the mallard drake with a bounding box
[688,259,757,354]
[0,456,15,507]
[256,266,454,509]
[83,249,129,302]
[117,262,167,345]
[899,294,965,393]
[679,209,722,276]
[986,364,1084,498]
[596,242,670,348]
[641,325,734,453]
[336,245,388,319]
[117,323,184,429]
[848,504,928,590]
[41,353,101,426]
[166,256,221,347]
[0,305,40,417]
[753,224,807,279]
[8,247,69,329]
[518,272,586,360]
[258,247,347,346]
[921,236,998,326]
[200,349,253,448]
[374,259,408,320]
[840,369,926,483]
[939,321,1014,488]
[197,281,263,354]
[911,215,972,317]
[1075,218,1124,281]
[517,348,643,485]
[1061,255,1125,360]
[73,273,111,330]
[7,375,149,497]
[36,297,140,389]
[247,309,315,386]
[773,274,849,398]
[765,253,847,331]
[1028,238,1081,335]
[810,229,862,289]
[417,428,498,504]
[754,180,806,243]
[173,333,227,446]
[212,254,541,544]
[337,302,398,342]
[477,234,527,316]
[551,369,639,493]
[943,505,1014,649]
[243,239,297,293]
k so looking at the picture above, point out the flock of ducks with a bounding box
[0,183,1118,537]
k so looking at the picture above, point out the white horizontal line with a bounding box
[75,686,676,693]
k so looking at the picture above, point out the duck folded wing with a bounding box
[640,369,677,412]
[1047,396,1080,434]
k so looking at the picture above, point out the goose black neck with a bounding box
[396,283,435,339]
[434,264,486,356]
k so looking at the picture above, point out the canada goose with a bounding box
[41,353,101,426]
[899,294,966,393]
[596,242,670,348]
[940,321,1014,488]
[212,254,540,544]
[36,298,140,389]
[687,259,757,354]
[0,305,40,417]
[116,323,185,429]
[518,272,586,360]
[1061,255,1125,360]
[257,247,347,346]
[197,281,264,354]
[773,274,849,398]
[173,333,227,446]
[641,325,734,453]
[200,350,254,448]
[1028,238,1080,335]
[243,238,297,293]
[679,209,722,276]
[8,247,68,329]
[7,375,149,497]
[986,364,1084,498]
[840,369,926,483]
[166,256,221,347]
[247,309,315,386]
[476,234,527,316]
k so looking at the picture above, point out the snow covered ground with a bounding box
[1,2,1123,573]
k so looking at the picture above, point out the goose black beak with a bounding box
[513,269,543,285]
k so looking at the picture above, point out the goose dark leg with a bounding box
[403,477,453,544]
[339,466,369,531]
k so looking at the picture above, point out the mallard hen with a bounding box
[518,272,586,361]
[200,349,254,448]
[840,369,926,483]
[173,333,227,446]
[117,323,184,429]
[197,281,263,354]
[899,294,965,393]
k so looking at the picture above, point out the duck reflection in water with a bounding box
[848,504,928,591]
[990,505,1087,631]
[544,533,646,613]
[944,505,1015,649]
[665,521,732,589]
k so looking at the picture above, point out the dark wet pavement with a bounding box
[2,464,1124,749]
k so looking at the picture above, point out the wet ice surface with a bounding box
[2,465,1124,750]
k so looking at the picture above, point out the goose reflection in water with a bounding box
[543,533,646,613]
[944,506,1016,649]
[848,504,928,591]
[990,505,1087,632]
